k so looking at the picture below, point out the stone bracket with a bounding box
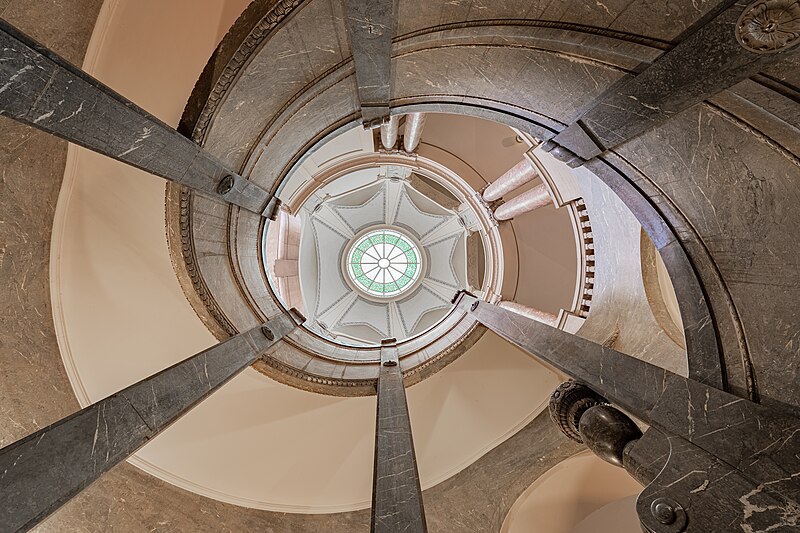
[550,122,604,161]
[540,139,586,168]
[262,196,283,220]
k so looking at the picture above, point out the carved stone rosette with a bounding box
[736,0,800,54]
[548,380,606,443]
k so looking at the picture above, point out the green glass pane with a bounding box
[346,228,422,297]
[385,281,399,292]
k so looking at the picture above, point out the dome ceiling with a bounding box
[299,173,468,345]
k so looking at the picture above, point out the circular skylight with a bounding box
[346,229,421,298]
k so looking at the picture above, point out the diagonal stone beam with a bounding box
[342,0,395,126]
[454,292,800,484]
[544,0,800,165]
[371,339,427,533]
[455,291,800,533]
[0,19,273,215]
[0,310,302,533]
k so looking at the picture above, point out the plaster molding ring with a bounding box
[736,0,800,54]
[280,151,504,302]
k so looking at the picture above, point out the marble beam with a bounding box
[482,159,538,202]
[403,113,425,152]
[371,339,427,533]
[343,0,394,125]
[498,301,557,326]
[0,20,272,215]
[455,291,800,533]
[546,1,800,163]
[493,183,551,221]
[380,115,399,150]
[0,311,301,533]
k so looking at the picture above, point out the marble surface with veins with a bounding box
[2,0,800,530]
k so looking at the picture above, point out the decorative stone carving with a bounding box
[191,0,304,143]
[736,0,800,54]
[548,380,606,443]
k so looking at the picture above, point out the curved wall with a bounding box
[418,113,578,315]
[0,0,104,451]
[501,453,642,533]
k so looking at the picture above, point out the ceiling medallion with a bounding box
[736,0,800,54]
[346,228,422,298]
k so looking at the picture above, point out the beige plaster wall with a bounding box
[501,453,642,533]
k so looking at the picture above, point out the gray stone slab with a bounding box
[371,340,427,532]
[343,0,394,123]
[0,314,298,532]
[559,2,800,155]
[0,20,270,214]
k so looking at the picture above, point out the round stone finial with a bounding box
[578,404,642,467]
[736,0,800,54]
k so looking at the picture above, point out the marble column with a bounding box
[482,159,539,202]
[493,183,551,221]
[499,300,558,326]
[371,339,427,533]
[0,311,301,533]
[0,19,272,214]
[403,113,426,152]
[380,115,400,150]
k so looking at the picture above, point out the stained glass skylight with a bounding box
[346,229,421,298]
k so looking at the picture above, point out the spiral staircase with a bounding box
[0,0,799,532]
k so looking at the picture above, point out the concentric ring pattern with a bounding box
[346,229,421,298]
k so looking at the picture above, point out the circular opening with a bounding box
[345,228,422,298]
